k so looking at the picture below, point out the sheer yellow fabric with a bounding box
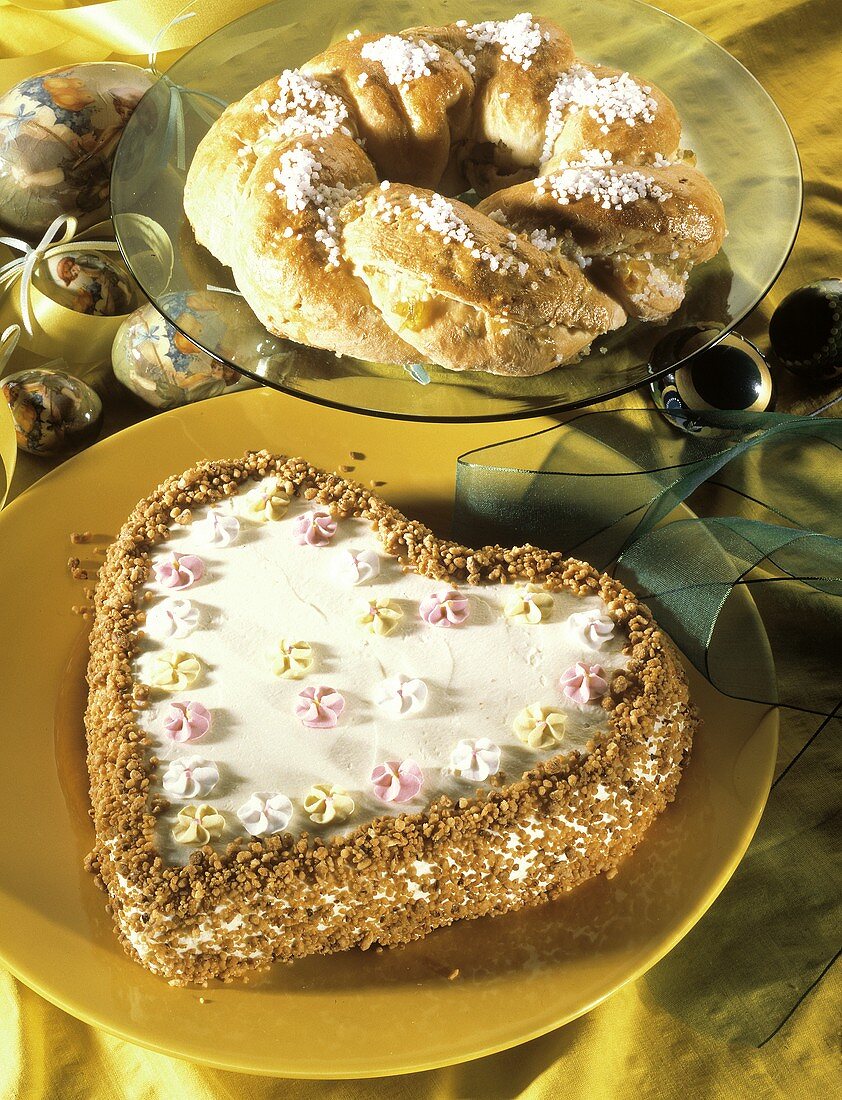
[0,1,838,1095]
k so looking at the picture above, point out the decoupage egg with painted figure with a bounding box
[34,249,139,317]
[0,63,152,238]
[1,365,103,454]
[111,292,246,409]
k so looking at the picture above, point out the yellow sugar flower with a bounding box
[148,649,201,691]
[303,783,355,825]
[271,639,314,679]
[504,584,554,624]
[358,597,403,636]
[239,477,292,522]
[172,803,225,845]
[513,703,567,749]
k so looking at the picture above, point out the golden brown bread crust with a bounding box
[482,163,726,263]
[183,78,280,267]
[542,62,682,172]
[342,182,625,374]
[185,70,362,269]
[184,13,726,374]
[304,34,474,190]
[231,133,421,365]
[404,19,576,193]
[478,162,727,320]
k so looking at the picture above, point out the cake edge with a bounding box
[83,449,698,984]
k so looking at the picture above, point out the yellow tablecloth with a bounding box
[1,1,839,1096]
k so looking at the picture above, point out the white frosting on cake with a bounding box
[133,484,629,862]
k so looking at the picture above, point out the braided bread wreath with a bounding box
[184,11,727,377]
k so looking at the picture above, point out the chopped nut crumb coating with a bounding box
[84,451,697,985]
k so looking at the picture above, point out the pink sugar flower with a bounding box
[419,588,470,628]
[559,662,609,706]
[293,508,337,546]
[163,700,212,742]
[153,552,205,590]
[295,685,345,728]
[371,759,424,803]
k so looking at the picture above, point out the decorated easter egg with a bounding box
[111,292,244,408]
[34,249,138,316]
[1,365,103,454]
[0,63,152,237]
[769,279,842,382]
[650,325,775,435]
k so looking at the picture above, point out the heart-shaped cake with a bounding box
[85,451,697,984]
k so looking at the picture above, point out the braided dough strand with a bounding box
[185,12,726,376]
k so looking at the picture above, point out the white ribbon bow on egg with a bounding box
[0,324,20,366]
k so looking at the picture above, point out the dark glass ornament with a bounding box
[769,279,842,382]
[650,324,775,435]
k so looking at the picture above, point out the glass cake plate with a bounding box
[0,390,778,1077]
[110,0,802,423]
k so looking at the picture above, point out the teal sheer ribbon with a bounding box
[454,408,841,717]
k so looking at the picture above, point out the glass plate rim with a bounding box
[112,0,803,425]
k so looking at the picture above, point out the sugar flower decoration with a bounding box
[171,803,225,845]
[303,783,355,825]
[450,738,501,782]
[162,756,219,799]
[559,662,609,706]
[335,548,380,586]
[271,639,314,679]
[153,552,205,590]
[148,649,201,691]
[144,596,199,640]
[568,608,615,649]
[295,685,345,728]
[236,792,294,836]
[504,583,553,624]
[513,703,567,749]
[358,597,403,636]
[239,477,292,522]
[373,674,428,717]
[371,759,424,803]
[419,588,469,628]
[162,700,212,742]
[293,507,337,546]
[193,505,240,547]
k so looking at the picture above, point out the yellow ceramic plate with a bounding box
[0,390,777,1078]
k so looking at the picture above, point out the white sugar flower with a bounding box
[162,756,220,799]
[568,608,615,648]
[236,792,294,836]
[193,505,240,547]
[334,548,380,586]
[373,675,428,717]
[144,597,199,640]
[450,738,501,782]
